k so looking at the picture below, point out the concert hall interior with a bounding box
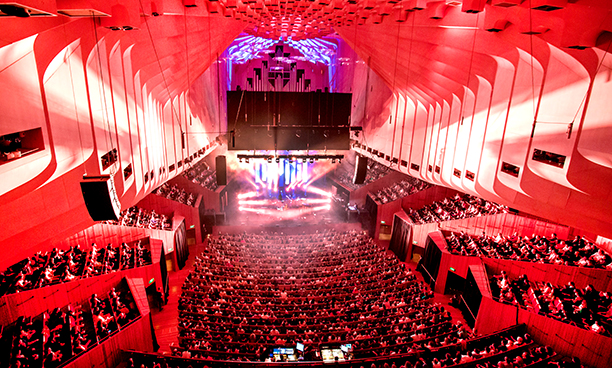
[2,1,612,367]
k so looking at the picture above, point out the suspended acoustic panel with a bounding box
[0,0,56,16]
[227,91,352,151]
[56,0,111,17]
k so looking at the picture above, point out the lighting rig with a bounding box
[237,153,343,164]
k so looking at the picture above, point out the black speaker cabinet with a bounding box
[348,209,359,222]
[80,175,121,221]
[215,213,226,226]
[216,155,227,186]
[353,156,368,185]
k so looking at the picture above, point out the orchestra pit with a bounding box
[2,1,612,368]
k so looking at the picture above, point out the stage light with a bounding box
[245,158,249,163]
[331,158,336,163]
[267,157,272,163]
[276,157,280,163]
[310,158,314,163]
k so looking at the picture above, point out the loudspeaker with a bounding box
[80,175,121,221]
[215,213,226,226]
[216,155,227,186]
[353,156,368,184]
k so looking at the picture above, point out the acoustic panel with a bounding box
[227,91,352,151]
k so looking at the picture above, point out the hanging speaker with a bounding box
[80,175,121,221]
[216,155,227,186]
[353,156,368,185]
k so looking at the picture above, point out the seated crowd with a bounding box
[107,207,172,231]
[175,229,465,361]
[334,159,391,190]
[117,229,584,368]
[1,280,140,367]
[184,162,219,191]
[0,241,151,297]
[91,283,140,341]
[491,272,612,336]
[371,178,431,204]
[155,183,198,207]
[408,194,508,225]
[123,324,579,368]
[445,231,612,270]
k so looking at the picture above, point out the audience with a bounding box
[122,323,575,368]
[446,231,612,269]
[106,206,172,231]
[155,183,198,207]
[0,241,151,297]
[333,159,392,190]
[3,281,139,367]
[172,229,473,362]
[371,179,431,205]
[184,162,219,191]
[490,273,612,336]
[408,194,508,225]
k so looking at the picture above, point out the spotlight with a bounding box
[276,157,280,163]
[245,158,249,163]
[302,158,307,163]
[310,158,314,163]
[267,157,272,163]
[331,158,336,164]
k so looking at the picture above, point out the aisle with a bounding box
[401,258,473,333]
[150,242,207,353]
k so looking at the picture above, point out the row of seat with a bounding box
[154,183,198,207]
[123,324,577,367]
[106,206,172,231]
[333,159,391,190]
[0,279,140,368]
[491,272,611,336]
[0,241,151,297]
[184,161,219,191]
[175,230,459,361]
[407,194,508,225]
[371,178,431,205]
[446,231,612,270]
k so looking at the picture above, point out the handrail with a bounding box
[420,264,436,283]
[460,295,477,321]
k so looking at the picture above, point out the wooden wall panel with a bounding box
[64,314,154,368]
[0,264,158,326]
[476,295,612,368]
[474,296,518,335]
[483,258,612,293]
[517,306,612,368]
